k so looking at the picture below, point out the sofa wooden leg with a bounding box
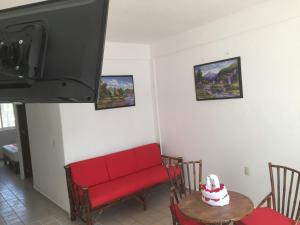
[142,197,147,211]
[13,162,20,174]
[70,209,76,221]
[85,206,93,225]
[137,195,147,211]
[171,214,177,225]
[69,202,77,221]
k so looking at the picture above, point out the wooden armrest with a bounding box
[72,182,89,197]
[257,192,272,208]
[161,155,183,167]
[72,180,87,191]
[161,155,183,162]
[82,187,89,193]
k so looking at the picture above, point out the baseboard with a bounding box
[33,185,70,214]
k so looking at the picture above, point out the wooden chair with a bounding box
[236,162,300,225]
[167,160,205,225]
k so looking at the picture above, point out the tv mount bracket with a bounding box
[0,22,46,88]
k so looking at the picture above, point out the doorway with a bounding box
[0,103,32,182]
[16,104,33,179]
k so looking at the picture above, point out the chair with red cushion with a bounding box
[168,161,205,225]
[236,162,300,225]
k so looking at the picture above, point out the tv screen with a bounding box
[0,0,109,103]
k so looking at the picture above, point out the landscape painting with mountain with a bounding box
[96,75,135,110]
[194,57,243,100]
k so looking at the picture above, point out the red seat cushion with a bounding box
[171,204,204,225]
[89,165,180,208]
[105,149,137,179]
[236,207,298,225]
[134,143,162,170]
[70,156,109,187]
[129,164,181,189]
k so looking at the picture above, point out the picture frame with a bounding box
[194,57,243,101]
[95,75,136,110]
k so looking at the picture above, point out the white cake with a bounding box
[200,174,230,207]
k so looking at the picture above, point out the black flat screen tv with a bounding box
[0,0,109,103]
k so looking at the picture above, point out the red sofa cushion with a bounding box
[89,173,145,208]
[236,207,298,225]
[129,164,180,189]
[171,204,204,225]
[134,143,162,170]
[70,156,109,187]
[105,149,137,180]
[89,165,180,208]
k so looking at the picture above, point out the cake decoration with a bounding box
[200,174,230,207]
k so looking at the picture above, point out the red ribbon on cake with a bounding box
[200,183,225,193]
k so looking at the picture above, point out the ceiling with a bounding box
[0,0,270,44]
[107,0,270,44]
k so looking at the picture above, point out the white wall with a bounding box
[26,104,68,210]
[152,0,300,205]
[61,42,158,164]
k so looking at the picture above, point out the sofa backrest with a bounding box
[134,143,162,170]
[69,143,162,184]
[70,156,109,187]
[105,149,137,180]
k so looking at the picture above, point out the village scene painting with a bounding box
[96,75,135,110]
[194,57,243,100]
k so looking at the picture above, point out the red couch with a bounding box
[65,143,182,225]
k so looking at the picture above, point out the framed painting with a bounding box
[194,57,243,101]
[95,75,135,110]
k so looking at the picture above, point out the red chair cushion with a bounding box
[89,165,180,208]
[236,207,298,225]
[134,143,162,170]
[171,204,204,225]
[70,156,109,187]
[105,149,137,179]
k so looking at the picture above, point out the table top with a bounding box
[178,191,254,224]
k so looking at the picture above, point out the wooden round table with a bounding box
[178,191,254,225]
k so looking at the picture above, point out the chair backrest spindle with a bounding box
[282,168,287,214]
[277,167,281,212]
[287,171,295,216]
[180,161,202,194]
[193,162,196,191]
[186,163,191,194]
[291,175,300,219]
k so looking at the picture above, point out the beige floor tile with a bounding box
[0,162,173,225]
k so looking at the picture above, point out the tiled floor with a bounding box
[0,162,172,225]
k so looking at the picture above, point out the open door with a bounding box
[16,105,32,179]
